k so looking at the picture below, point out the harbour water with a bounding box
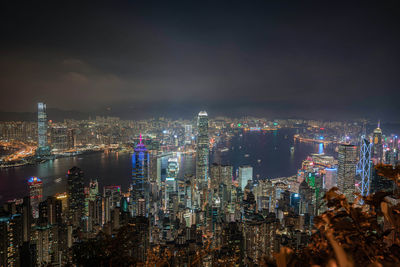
[213,128,335,179]
[0,129,335,203]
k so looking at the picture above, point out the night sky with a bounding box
[1,1,399,120]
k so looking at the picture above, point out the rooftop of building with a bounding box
[198,111,208,116]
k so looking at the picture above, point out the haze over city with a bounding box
[1,1,400,120]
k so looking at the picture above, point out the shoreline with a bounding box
[0,148,128,169]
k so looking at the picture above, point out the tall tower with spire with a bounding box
[131,134,150,217]
[372,121,383,163]
[195,111,209,210]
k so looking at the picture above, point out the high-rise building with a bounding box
[149,155,161,185]
[337,144,358,200]
[299,180,314,218]
[323,168,337,190]
[37,102,50,156]
[28,177,43,219]
[184,124,193,145]
[89,179,99,200]
[84,178,99,217]
[373,122,383,163]
[167,158,179,178]
[87,194,103,231]
[67,167,85,226]
[50,124,68,151]
[356,137,372,197]
[38,196,62,226]
[210,163,233,193]
[21,197,31,243]
[165,158,179,211]
[210,163,233,185]
[131,134,150,217]
[238,166,253,191]
[67,128,76,149]
[196,111,209,186]
[254,179,275,213]
[103,185,122,209]
[0,213,23,267]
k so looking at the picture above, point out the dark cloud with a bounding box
[0,1,399,120]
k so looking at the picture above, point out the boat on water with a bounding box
[219,147,229,153]
[55,177,62,183]
[290,146,295,153]
[244,154,250,158]
[257,159,262,163]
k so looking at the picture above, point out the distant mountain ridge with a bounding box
[0,108,91,122]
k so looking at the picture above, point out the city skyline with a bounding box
[1,106,399,266]
[1,1,400,266]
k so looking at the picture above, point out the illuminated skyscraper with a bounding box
[38,196,62,226]
[85,178,99,217]
[373,122,383,162]
[67,167,85,226]
[196,111,209,185]
[356,137,372,197]
[37,102,50,156]
[165,158,179,211]
[28,177,43,219]
[50,124,68,151]
[67,128,76,149]
[337,144,358,200]
[131,134,150,217]
[184,124,193,145]
[104,185,122,209]
[89,179,99,200]
[238,166,253,191]
[324,168,337,190]
[210,163,233,190]
[0,212,23,267]
[149,155,162,187]
[167,158,179,178]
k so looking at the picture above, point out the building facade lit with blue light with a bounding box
[131,135,150,217]
[36,102,50,157]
